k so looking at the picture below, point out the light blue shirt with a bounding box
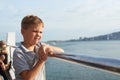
[13,43,46,80]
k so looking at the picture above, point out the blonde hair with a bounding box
[21,15,44,29]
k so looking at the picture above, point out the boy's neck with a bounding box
[22,42,35,51]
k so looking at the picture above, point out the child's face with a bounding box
[22,24,43,45]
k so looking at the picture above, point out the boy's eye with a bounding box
[33,31,42,34]
[33,30,38,33]
[40,32,42,34]
[33,31,37,33]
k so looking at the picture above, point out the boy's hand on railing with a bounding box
[38,45,48,62]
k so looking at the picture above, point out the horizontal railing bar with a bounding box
[49,52,120,75]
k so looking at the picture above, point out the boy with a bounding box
[13,15,64,80]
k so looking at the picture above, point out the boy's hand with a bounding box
[45,46,54,55]
[38,45,48,62]
[37,44,54,62]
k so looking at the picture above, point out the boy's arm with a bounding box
[41,43,64,54]
[18,44,64,80]
[19,45,47,80]
[20,60,45,80]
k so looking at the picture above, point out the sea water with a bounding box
[45,40,120,80]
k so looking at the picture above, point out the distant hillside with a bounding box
[78,31,120,41]
[47,31,120,42]
[65,31,120,42]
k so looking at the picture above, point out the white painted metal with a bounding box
[7,32,16,80]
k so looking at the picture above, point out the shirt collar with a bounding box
[20,42,40,53]
[21,44,30,52]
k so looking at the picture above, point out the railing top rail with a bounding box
[49,52,120,75]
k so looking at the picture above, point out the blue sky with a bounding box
[1,0,120,42]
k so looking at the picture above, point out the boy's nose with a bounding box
[37,32,42,37]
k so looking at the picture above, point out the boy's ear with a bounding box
[21,28,24,35]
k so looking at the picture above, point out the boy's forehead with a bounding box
[30,24,43,28]
[28,24,43,30]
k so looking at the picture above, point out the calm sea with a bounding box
[45,40,120,80]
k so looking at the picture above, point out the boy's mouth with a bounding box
[35,37,40,41]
